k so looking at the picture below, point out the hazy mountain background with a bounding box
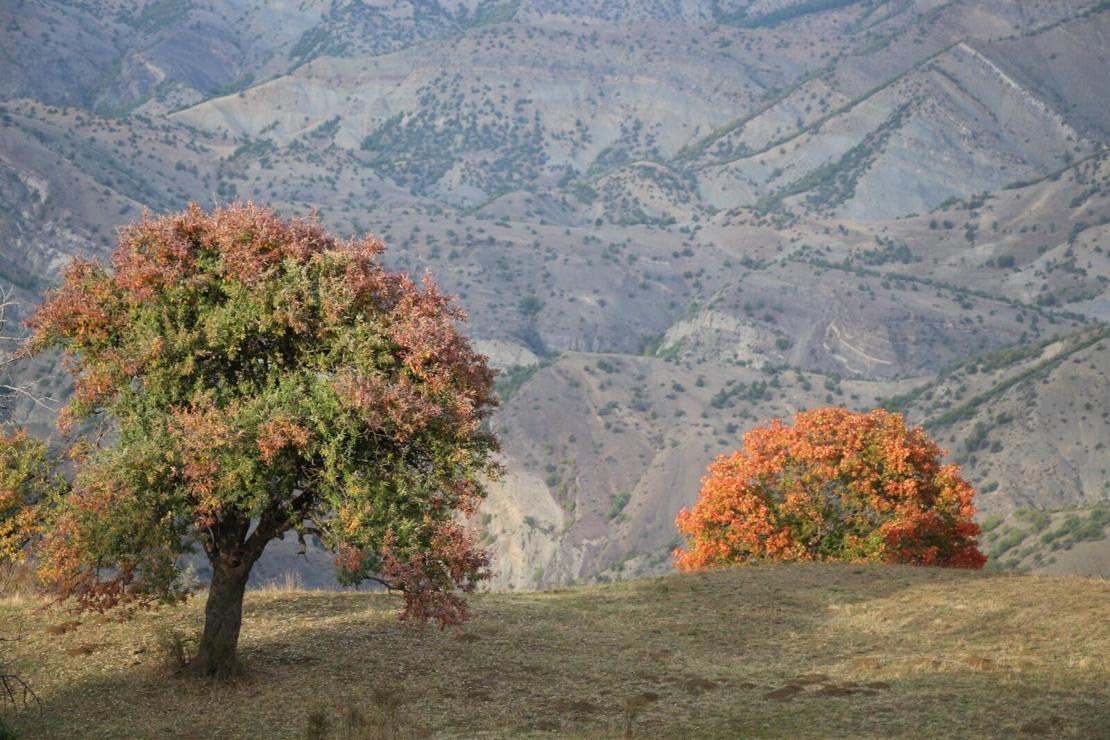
[0,0,1107,587]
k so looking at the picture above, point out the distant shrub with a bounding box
[609,491,631,521]
[519,295,544,316]
[596,359,618,374]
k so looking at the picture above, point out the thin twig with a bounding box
[0,622,42,715]
[0,291,55,410]
[0,674,42,715]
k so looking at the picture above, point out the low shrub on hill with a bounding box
[675,407,986,570]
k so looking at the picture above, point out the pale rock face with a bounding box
[481,468,565,590]
[472,340,541,371]
[660,310,768,366]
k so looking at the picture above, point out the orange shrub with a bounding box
[675,407,986,570]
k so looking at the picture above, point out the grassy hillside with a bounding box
[2,564,1108,738]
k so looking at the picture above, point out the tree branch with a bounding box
[0,623,42,715]
[0,290,56,411]
[365,575,399,592]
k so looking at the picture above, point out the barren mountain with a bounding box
[0,0,1107,587]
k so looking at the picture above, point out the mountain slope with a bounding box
[0,0,1107,587]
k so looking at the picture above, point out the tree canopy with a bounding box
[27,203,500,675]
[674,407,986,571]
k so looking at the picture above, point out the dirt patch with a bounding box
[789,673,830,686]
[45,621,80,636]
[765,685,803,701]
[683,676,717,693]
[963,655,997,671]
[554,699,600,714]
[63,642,107,657]
[1020,716,1066,735]
[767,677,888,701]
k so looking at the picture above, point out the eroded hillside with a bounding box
[0,0,1107,587]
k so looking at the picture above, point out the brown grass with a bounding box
[1,563,1108,738]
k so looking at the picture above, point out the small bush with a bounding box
[304,691,410,739]
[154,625,198,674]
[609,491,631,521]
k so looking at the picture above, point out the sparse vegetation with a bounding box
[714,0,863,29]
[927,327,1109,431]
[981,504,1110,572]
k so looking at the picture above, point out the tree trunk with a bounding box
[192,557,252,678]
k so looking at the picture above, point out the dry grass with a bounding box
[1,564,1108,738]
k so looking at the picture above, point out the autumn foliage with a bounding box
[27,203,500,675]
[674,407,986,571]
[0,430,61,568]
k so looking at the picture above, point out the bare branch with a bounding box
[0,623,42,715]
[365,575,399,592]
[0,623,24,642]
[0,289,56,411]
[0,380,59,411]
[294,526,325,560]
[0,674,42,715]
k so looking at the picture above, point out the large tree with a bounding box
[28,203,500,677]
[674,407,986,571]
